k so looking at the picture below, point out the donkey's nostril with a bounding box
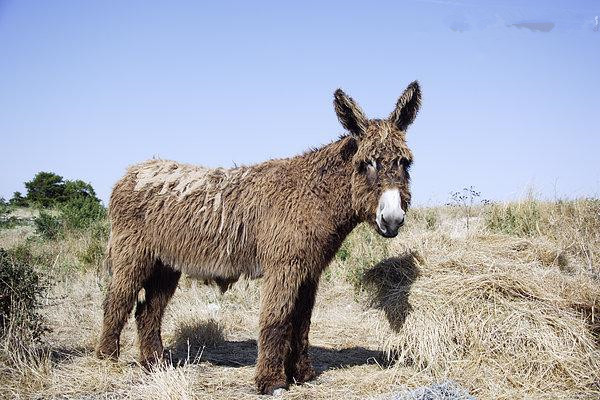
[381,215,388,225]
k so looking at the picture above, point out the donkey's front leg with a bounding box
[255,269,302,395]
[286,276,319,384]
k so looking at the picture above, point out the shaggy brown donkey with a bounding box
[96,81,421,394]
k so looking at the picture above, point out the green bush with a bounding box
[33,196,106,239]
[34,211,62,240]
[0,248,47,341]
[63,179,99,203]
[60,196,106,231]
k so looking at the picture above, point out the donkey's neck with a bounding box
[291,135,359,238]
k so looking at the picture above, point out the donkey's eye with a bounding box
[365,159,378,182]
[366,160,377,174]
[395,157,410,169]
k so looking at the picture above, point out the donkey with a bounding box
[96,81,421,394]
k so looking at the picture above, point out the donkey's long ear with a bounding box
[389,81,421,131]
[334,89,368,139]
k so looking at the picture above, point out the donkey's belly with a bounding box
[172,258,263,281]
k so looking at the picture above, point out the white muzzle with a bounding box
[376,188,405,236]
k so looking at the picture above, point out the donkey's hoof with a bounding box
[257,378,289,396]
[287,355,317,384]
[294,368,316,384]
[264,384,288,396]
[291,360,317,384]
[95,346,119,361]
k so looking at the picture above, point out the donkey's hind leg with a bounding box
[135,260,181,368]
[96,251,152,360]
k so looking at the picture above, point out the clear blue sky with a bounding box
[1,0,599,205]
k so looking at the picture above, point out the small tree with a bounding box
[62,180,99,202]
[24,172,65,208]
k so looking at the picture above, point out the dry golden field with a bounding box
[1,199,599,399]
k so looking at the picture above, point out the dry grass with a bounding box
[485,198,600,275]
[0,198,599,399]
[364,240,600,399]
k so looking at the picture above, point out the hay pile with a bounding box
[363,231,600,399]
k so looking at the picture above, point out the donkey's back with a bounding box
[108,159,265,283]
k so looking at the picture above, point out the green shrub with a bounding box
[484,200,541,237]
[62,179,99,203]
[7,242,54,276]
[33,196,106,239]
[0,248,47,341]
[34,211,62,240]
[0,200,21,230]
[60,196,106,231]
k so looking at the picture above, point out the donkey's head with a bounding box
[334,81,421,238]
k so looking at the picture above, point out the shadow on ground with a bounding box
[361,253,420,332]
[167,334,388,374]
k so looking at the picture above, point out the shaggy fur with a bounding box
[96,81,422,394]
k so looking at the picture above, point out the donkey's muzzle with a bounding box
[376,188,405,238]
[379,215,404,238]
